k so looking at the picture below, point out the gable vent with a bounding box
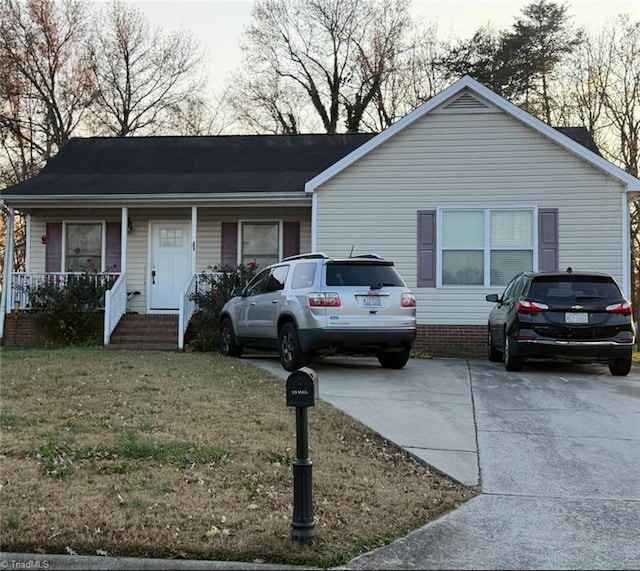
[445,93,489,110]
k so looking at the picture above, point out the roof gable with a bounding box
[304,76,640,193]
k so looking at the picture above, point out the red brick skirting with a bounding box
[2,312,103,347]
[414,324,486,358]
[3,313,486,358]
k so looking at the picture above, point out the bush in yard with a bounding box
[189,262,258,351]
[21,272,117,347]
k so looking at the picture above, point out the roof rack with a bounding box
[282,252,329,261]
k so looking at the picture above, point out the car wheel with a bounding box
[279,323,309,372]
[219,318,242,357]
[503,334,523,372]
[377,348,411,369]
[608,357,632,376]
[488,326,502,362]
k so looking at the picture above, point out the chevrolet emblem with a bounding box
[571,305,584,310]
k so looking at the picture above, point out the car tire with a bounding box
[504,334,523,372]
[220,318,243,358]
[377,348,411,369]
[608,357,632,376]
[488,326,502,363]
[279,323,309,372]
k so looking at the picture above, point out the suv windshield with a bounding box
[527,276,622,302]
[325,262,405,287]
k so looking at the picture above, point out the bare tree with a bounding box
[87,0,206,136]
[234,0,416,134]
[0,0,93,165]
[0,0,92,281]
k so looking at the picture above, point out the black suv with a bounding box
[485,269,635,375]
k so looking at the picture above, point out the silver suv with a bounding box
[219,253,417,371]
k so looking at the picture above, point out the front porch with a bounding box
[1,270,211,350]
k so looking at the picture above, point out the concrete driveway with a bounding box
[251,355,640,570]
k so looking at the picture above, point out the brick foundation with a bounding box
[2,312,103,347]
[414,324,486,358]
[3,313,487,357]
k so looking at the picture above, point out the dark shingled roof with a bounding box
[1,134,377,197]
[1,128,601,198]
[555,127,601,156]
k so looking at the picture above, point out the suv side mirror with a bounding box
[232,287,244,297]
[485,294,499,303]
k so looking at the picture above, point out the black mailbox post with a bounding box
[286,367,318,543]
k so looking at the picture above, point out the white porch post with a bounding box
[0,205,15,339]
[121,207,128,274]
[191,206,197,272]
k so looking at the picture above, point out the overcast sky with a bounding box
[113,0,640,95]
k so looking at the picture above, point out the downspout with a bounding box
[0,202,15,340]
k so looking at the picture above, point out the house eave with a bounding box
[2,192,312,211]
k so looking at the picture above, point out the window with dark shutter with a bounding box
[105,223,122,272]
[45,223,63,272]
[417,211,436,287]
[283,221,300,258]
[221,222,238,267]
[538,208,558,272]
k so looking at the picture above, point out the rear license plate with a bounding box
[361,296,382,307]
[565,312,588,324]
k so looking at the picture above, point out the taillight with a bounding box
[401,293,416,308]
[606,301,632,314]
[308,292,341,307]
[517,300,548,313]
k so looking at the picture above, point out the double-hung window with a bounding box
[440,208,534,287]
[65,222,104,272]
[240,221,280,267]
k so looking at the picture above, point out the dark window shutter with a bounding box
[283,221,300,259]
[538,209,558,272]
[221,222,238,267]
[417,210,436,287]
[45,222,62,272]
[105,223,122,272]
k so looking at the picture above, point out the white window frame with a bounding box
[62,220,107,273]
[436,206,538,287]
[238,219,283,266]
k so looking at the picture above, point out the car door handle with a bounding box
[271,299,278,303]
[250,301,256,306]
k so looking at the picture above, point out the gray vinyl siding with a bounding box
[314,107,628,326]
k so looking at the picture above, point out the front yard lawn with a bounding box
[0,348,474,568]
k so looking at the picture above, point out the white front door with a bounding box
[149,221,191,311]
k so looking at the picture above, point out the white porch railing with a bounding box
[178,272,224,350]
[179,274,198,350]
[104,273,127,345]
[9,272,118,311]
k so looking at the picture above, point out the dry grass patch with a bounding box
[0,347,474,567]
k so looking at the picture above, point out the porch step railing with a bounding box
[104,273,127,345]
